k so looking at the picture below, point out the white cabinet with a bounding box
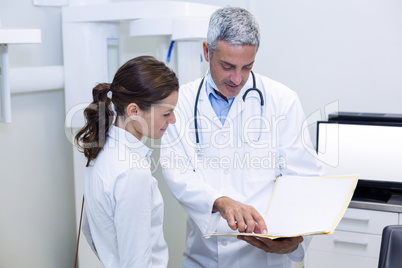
[306,250,379,268]
[337,208,399,234]
[305,208,400,268]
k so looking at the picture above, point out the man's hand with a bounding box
[237,236,303,254]
[213,196,267,234]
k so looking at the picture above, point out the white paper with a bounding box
[265,176,355,236]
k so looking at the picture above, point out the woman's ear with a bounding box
[126,103,140,118]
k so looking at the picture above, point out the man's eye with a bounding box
[222,66,232,70]
[164,113,170,117]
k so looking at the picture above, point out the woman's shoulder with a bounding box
[93,144,150,177]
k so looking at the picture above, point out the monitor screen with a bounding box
[317,122,402,183]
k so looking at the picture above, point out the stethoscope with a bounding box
[194,71,264,155]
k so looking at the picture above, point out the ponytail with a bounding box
[74,55,178,167]
[74,83,114,167]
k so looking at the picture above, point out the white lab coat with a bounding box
[82,125,168,268]
[161,72,324,268]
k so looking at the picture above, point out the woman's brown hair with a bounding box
[74,56,179,166]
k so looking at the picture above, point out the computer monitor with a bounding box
[316,113,402,183]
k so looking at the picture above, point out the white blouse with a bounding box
[82,125,168,268]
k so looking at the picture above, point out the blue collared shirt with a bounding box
[205,79,235,125]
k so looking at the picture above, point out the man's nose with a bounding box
[230,70,242,85]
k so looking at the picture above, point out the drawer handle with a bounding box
[333,239,368,248]
[342,217,369,224]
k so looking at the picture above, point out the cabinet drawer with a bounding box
[306,250,378,268]
[337,208,398,235]
[309,230,381,258]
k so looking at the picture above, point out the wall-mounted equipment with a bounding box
[62,1,219,129]
[0,28,41,123]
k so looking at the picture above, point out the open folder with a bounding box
[203,174,359,239]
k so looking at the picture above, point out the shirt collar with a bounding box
[205,69,257,99]
[107,125,153,158]
[205,69,216,95]
[205,69,234,102]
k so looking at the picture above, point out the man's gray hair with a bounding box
[207,6,260,53]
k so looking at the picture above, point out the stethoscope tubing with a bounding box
[194,71,264,146]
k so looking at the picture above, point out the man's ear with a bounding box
[126,103,139,117]
[203,41,210,62]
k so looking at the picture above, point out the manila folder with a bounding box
[203,174,359,239]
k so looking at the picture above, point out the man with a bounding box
[161,6,324,268]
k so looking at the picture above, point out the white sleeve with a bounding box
[81,208,99,258]
[287,235,313,262]
[161,121,223,235]
[113,169,154,267]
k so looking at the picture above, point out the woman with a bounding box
[75,56,178,267]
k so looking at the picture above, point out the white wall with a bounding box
[250,0,402,121]
[1,0,401,267]
[0,1,75,268]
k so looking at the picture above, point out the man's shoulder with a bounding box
[179,78,204,93]
[254,72,297,99]
[177,77,204,104]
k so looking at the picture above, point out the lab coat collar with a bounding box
[196,71,222,129]
[107,125,153,158]
[199,70,254,106]
[198,70,254,125]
